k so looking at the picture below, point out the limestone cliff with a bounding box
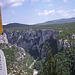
[0,33,8,44]
[4,29,58,58]
[4,29,75,57]
[57,37,75,51]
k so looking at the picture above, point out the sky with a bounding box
[0,0,75,25]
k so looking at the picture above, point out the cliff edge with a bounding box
[0,33,8,44]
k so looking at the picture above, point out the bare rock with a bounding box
[0,33,8,44]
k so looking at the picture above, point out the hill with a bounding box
[3,23,29,27]
[3,17,75,28]
[36,17,75,25]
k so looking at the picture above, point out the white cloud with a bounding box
[31,0,40,2]
[0,2,2,6]
[45,17,48,20]
[43,0,51,2]
[11,2,23,7]
[73,9,75,12]
[49,4,53,7]
[11,10,14,14]
[0,0,52,8]
[0,0,26,8]
[63,0,68,3]
[38,9,55,16]
[30,0,51,2]
[35,9,38,11]
[38,9,72,18]
[57,9,71,18]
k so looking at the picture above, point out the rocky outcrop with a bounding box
[57,37,75,51]
[72,34,75,39]
[57,39,70,51]
[4,29,58,58]
[57,39,63,51]
[0,44,26,63]
[4,29,75,57]
[63,39,70,49]
[0,33,8,44]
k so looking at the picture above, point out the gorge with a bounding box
[4,29,59,58]
[0,21,75,75]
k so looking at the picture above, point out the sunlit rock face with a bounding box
[4,29,75,58]
[0,33,8,44]
[4,29,58,58]
[57,39,63,51]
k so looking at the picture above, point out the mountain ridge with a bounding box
[3,17,75,27]
[36,17,75,25]
[3,23,29,27]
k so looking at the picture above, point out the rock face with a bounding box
[57,39,63,51]
[72,34,75,39]
[57,38,75,51]
[4,29,75,57]
[4,29,58,58]
[0,33,8,44]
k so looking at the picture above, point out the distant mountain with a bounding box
[3,17,75,27]
[3,23,29,27]
[36,17,75,25]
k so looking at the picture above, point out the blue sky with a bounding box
[0,0,75,25]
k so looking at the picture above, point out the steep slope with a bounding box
[4,29,58,58]
[37,47,75,75]
[0,44,34,75]
[0,33,34,75]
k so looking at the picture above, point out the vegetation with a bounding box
[34,47,75,75]
[0,44,34,75]
[55,47,75,75]
[2,22,75,75]
[4,22,75,31]
[40,50,63,75]
[4,22,75,42]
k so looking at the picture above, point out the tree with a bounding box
[41,50,63,75]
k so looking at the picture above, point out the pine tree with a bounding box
[42,50,63,75]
